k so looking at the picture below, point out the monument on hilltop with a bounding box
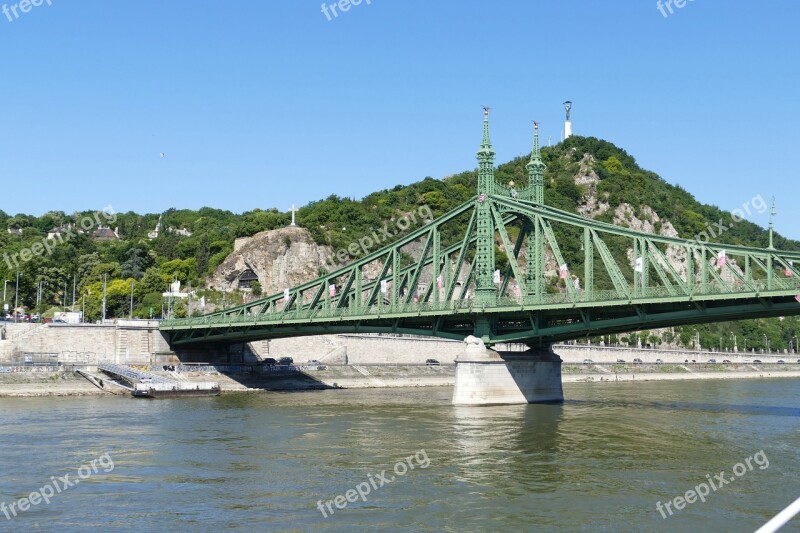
[563,100,573,140]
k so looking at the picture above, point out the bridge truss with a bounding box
[162,112,800,346]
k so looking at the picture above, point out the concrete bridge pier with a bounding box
[452,336,564,405]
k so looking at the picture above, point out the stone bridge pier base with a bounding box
[452,336,564,405]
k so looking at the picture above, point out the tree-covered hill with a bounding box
[2,136,798,353]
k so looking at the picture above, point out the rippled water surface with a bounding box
[1,379,799,532]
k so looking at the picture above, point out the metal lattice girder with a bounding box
[162,192,800,346]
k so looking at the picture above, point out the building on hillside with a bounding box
[169,226,192,237]
[148,215,163,239]
[92,227,121,241]
[47,224,74,240]
[237,269,259,290]
[147,214,192,239]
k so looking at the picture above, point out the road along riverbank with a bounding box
[2,363,799,397]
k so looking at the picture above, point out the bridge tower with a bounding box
[474,107,498,309]
[452,110,564,406]
[525,122,546,299]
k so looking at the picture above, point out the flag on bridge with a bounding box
[634,257,644,273]
[329,284,337,297]
[796,294,800,304]
[718,250,727,267]
[283,288,290,301]
[560,263,568,279]
[493,269,501,284]
[436,274,444,289]
[380,280,388,294]
[786,261,794,277]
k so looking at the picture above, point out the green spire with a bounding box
[476,106,496,196]
[474,107,496,305]
[526,121,546,205]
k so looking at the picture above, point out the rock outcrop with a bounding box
[209,226,332,294]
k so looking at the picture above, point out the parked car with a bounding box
[777,360,785,364]
[426,359,440,366]
[708,359,717,364]
[261,358,277,366]
[306,359,327,370]
[277,357,294,366]
[583,359,593,364]
[655,359,664,364]
[722,360,732,364]
[753,359,762,363]
[633,358,643,364]
[616,359,625,363]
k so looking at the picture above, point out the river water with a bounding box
[0,379,798,532]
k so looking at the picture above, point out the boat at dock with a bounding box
[97,364,220,399]
[132,382,221,398]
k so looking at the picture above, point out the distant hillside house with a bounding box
[47,224,73,240]
[6,228,22,236]
[147,215,192,239]
[169,226,192,237]
[238,269,259,289]
[92,226,121,241]
[147,215,163,239]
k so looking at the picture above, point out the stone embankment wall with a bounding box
[264,334,464,365]
[4,321,797,367]
[1,320,169,365]
[553,344,796,364]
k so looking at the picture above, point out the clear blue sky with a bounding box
[1,1,798,238]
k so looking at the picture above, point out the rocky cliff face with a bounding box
[209,226,332,294]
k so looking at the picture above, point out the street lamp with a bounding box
[129,281,136,320]
[36,280,46,309]
[101,273,107,322]
[763,334,769,354]
[2,280,10,308]
[14,271,21,322]
[793,336,798,354]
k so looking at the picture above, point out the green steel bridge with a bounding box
[161,110,800,348]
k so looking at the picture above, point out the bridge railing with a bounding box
[162,277,800,328]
